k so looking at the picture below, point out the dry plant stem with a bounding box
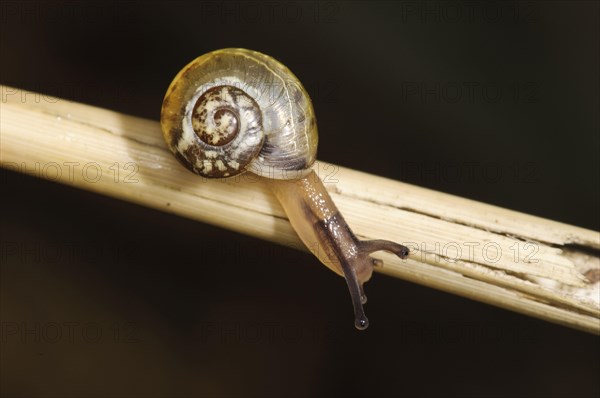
[1,85,599,334]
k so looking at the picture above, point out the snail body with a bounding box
[161,48,409,330]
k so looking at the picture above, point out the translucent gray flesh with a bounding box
[269,171,409,330]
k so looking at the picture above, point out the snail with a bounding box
[160,48,409,330]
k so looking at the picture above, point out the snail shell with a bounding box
[161,48,318,179]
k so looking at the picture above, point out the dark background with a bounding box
[1,1,599,397]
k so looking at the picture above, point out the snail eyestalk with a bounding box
[340,256,370,330]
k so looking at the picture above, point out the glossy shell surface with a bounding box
[161,48,318,179]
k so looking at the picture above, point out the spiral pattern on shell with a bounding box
[161,48,318,179]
